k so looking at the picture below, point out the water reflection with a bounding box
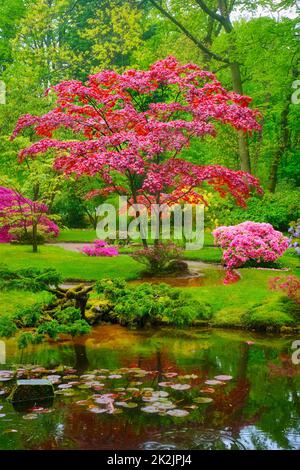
[0,326,300,450]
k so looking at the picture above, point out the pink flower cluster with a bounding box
[269,275,300,304]
[213,221,289,272]
[82,239,119,257]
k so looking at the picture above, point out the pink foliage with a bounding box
[223,270,241,285]
[12,57,262,208]
[269,276,300,304]
[82,239,119,257]
[0,186,59,242]
[213,222,289,277]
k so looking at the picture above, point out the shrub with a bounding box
[221,190,300,231]
[0,265,61,291]
[82,240,119,257]
[242,298,295,330]
[132,242,183,275]
[213,221,289,272]
[0,315,17,338]
[95,278,212,327]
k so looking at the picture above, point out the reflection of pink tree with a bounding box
[0,186,59,252]
[13,57,262,248]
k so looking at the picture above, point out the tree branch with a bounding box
[147,0,230,64]
[194,0,226,27]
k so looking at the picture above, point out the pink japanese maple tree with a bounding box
[12,57,262,246]
[0,186,59,249]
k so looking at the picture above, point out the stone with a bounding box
[8,379,54,403]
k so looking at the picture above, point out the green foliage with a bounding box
[0,264,61,291]
[132,242,184,275]
[95,278,212,327]
[220,190,300,231]
[13,303,43,327]
[17,331,43,349]
[0,315,17,337]
[242,298,295,330]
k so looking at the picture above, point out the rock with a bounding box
[8,379,54,403]
[167,260,189,273]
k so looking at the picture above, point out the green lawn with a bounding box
[56,228,215,246]
[187,268,286,327]
[0,290,52,316]
[56,228,97,243]
[0,244,142,281]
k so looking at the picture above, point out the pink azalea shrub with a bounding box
[82,240,119,257]
[213,222,289,275]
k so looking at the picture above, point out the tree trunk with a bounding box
[268,104,290,193]
[32,222,38,253]
[230,62,251,173]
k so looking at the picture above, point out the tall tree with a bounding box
[144,0,258,172]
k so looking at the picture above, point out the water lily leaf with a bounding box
[76,400,89,406]
[204,380,223,385]
[23,413,38,420]
[80,374,96,380]
[141,406,160,413]
[58,384,72,389]
[214,375,233,381]
[170,384,191,390]
[193,397,213,404]
[89,407,106,414]
[200,387,215,394]
[94,397,114,405]
[167,409,189,417]
[158,381,174,387]
[152,402,176,410]
[164,372,178,378]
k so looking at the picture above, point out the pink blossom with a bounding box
[82,240,119,257]
[213,221,289,283]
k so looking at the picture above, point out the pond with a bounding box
[0,325,300,450]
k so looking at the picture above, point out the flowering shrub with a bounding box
[213,222,289,274]
[288,219,300,256]
[132,242,183,274]
[82,239,119,257]
[269,275,300,304]
[0,186,59,243]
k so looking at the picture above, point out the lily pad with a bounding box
[200,387,215,394]
[193,397,213,404]
[23,413,38,420]
[89,407,107,414]
[214,375,233,381]
[205,380,223,385]
[158,381,174,387]
[167,409,189,417]
[141,406,160,414]
[170,384,191,390]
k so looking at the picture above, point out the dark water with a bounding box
[0,326,300,450]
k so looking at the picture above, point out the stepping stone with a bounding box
[8,379,54,403]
